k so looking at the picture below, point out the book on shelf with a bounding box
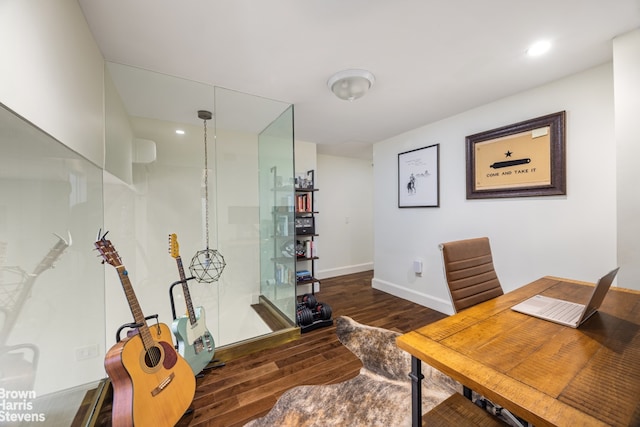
[296,194,312,213]
[296,270,312,281]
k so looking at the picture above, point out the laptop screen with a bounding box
[577,267,619,323]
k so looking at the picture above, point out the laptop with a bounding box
[511,267,620,328]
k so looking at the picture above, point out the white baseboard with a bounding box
[372,277,454,315]
[317,262,374,280]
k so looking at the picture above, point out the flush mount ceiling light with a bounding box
[327,69,375,101]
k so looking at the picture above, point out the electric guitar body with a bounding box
[169,233,215,376]
[171,306,215,376]
[95,231,195,427]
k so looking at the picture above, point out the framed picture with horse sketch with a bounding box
[398,144,440,208]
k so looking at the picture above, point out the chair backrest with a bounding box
[439,237,504,313]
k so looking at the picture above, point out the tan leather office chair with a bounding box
[439,237,504,313]
[439,237,526,427]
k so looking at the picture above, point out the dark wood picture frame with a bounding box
[398,143,440,208]
[466,111,566,199]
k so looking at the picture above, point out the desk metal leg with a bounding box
[408,356,424,427]
[463,385,472,400]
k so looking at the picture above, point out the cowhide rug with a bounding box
[244,316,460,427]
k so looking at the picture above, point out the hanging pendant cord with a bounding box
[203,118,210,251]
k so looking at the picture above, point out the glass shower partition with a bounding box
[258,106,296,324]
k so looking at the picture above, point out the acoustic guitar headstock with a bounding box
[95,230,122,268]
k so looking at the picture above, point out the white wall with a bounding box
[373,64,618,314]
[295,139,317,173]
[104,70,134,184]
[0,0,107,398]
[614,29,640,290]
[293,143,375,286]
[317,154,374,278]
[0,0,104,167]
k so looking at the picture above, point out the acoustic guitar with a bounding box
[95,231,195,427]
[169,233,215,376]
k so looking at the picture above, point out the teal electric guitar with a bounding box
[169,233,215,376]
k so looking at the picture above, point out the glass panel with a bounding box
[214,87,294,341]
[104,62,223,350]
[0,105,105,406]
[105,63,295,349]
[258,106,295,322]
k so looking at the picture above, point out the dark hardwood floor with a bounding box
[177,270,448,427]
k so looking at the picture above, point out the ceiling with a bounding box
[79,0,640,160]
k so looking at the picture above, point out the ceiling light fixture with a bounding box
[327,69,375,101]
[527,40,551,57]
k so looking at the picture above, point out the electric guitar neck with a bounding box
[169,233,215,376]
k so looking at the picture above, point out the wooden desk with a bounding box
[396,276,640,427]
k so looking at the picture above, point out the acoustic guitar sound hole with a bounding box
[144,346,162,368]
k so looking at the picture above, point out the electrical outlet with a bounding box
[75,344,99,361]
[414,259,423,275]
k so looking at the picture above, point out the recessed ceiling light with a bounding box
[175,129,185,135]
[527,40,551,57]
